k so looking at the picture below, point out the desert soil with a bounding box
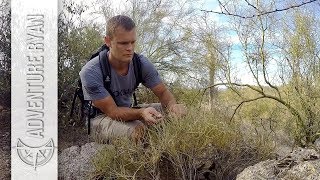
[0,110,10,180]
[0,109,90,180]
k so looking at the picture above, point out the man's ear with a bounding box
[104,36,111,48]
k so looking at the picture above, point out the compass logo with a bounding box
[16,138,55,170]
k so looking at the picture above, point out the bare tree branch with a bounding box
[229,96,265,122]
[201,0,319,18]
[200,82,305,129]
[257,15,282,99]
[244,0,260,11]
[217,0,231,14]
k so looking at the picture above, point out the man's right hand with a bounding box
[140,107,163,125]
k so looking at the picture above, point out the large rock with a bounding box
[237,147,320,180]
[59,142,107,180]
[236,160,277,179]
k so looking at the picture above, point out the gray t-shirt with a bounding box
[79,52,162,107]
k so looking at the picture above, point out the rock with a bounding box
[58,142,107,180]
[314,138,320,149]
[236,160,277,180]
[236,147,320,180]
[281,160,320,180]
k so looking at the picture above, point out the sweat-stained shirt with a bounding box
[79,51,162,107]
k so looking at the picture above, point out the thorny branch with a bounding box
[201,0,319,18]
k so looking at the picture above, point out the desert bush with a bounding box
[216,84,320,147]
[58,0,104,126]
[91,108,273,180]
[170,87,202,107]
[136,84,201,108]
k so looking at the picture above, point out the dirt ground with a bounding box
[58,123,91,153]
[0,110,11,180]
[0,108,91,180]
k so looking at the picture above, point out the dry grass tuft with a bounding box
[91,108,273,180]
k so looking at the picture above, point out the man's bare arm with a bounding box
[151,83,176,108]
[151,82,187,117]
[93,96,162,124]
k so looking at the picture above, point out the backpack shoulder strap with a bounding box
[91,44,108,59]
[132,53,144,88]
[132,53,144,106]
[98,49,115,100]
[98,49,109,86]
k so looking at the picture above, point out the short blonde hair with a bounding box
[106,15,136,38]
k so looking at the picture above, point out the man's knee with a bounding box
[131,123,146,143]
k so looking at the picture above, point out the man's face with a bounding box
[106,26,136,63]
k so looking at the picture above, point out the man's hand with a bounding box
[140,107,163,125]
[168,104,187,118]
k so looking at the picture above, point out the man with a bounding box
[80,15,186,143]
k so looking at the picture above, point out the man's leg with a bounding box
[90,103,163,144]
[90,115,145,143]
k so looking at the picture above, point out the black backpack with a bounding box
[69,44,144,134]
